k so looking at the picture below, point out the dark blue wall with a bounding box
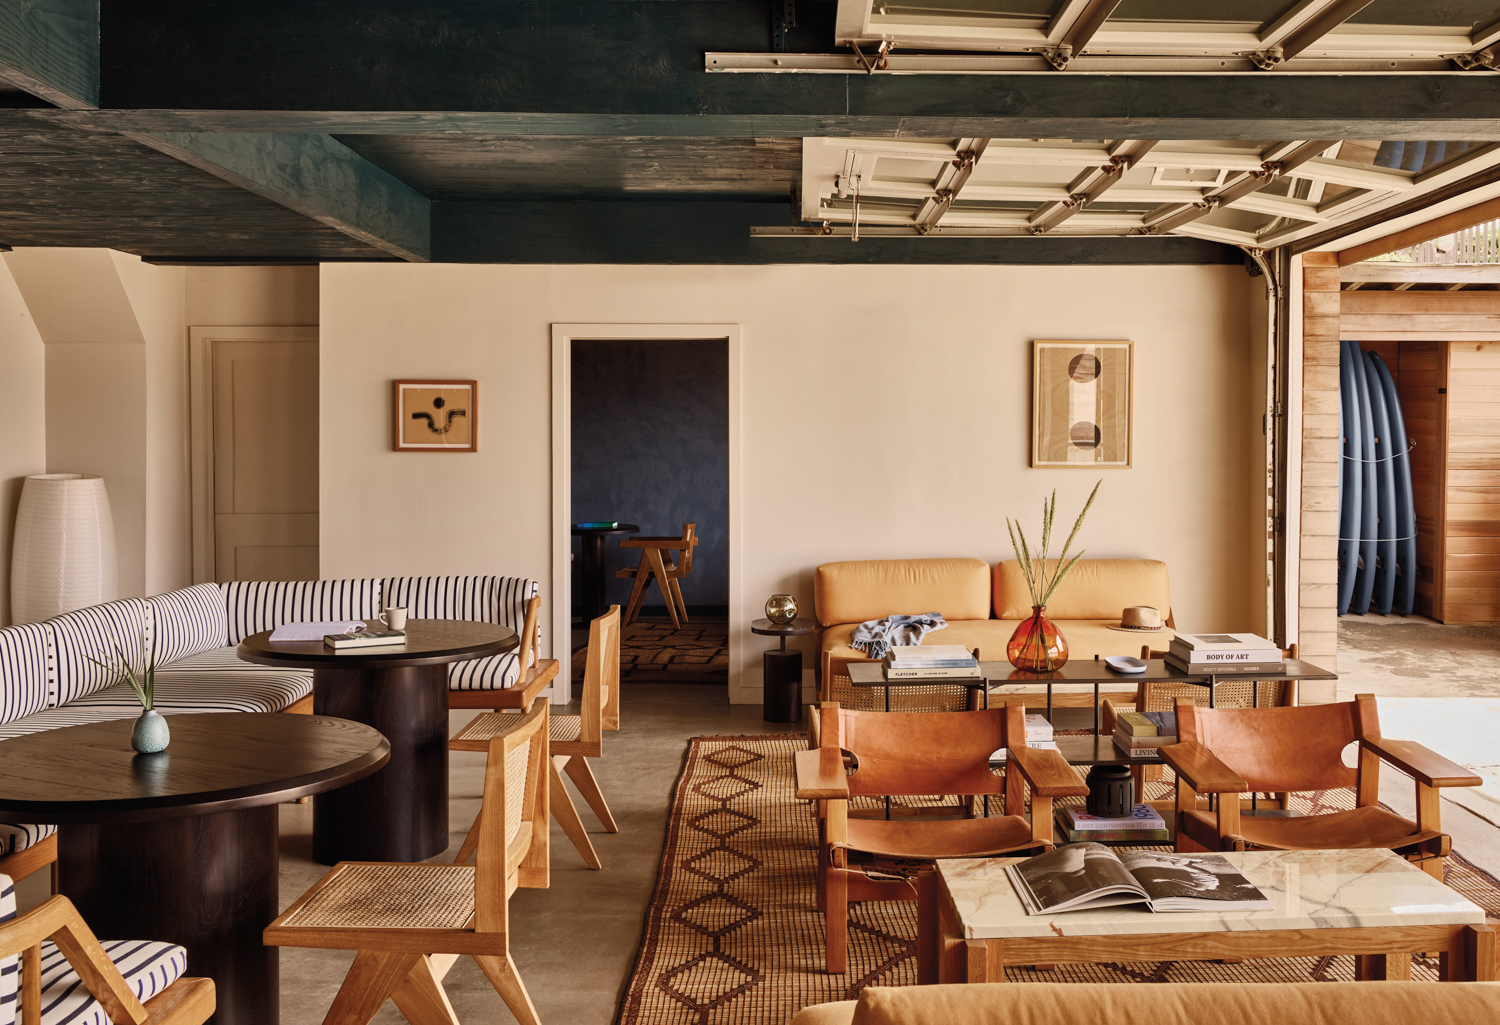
[571,339,728,614]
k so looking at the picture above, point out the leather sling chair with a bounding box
[794,701,1088,976]
[1161,693,1482,879]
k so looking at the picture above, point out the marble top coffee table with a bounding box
[928,849,1494,984]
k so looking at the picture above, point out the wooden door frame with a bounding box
[550,324,743,705]
[188,326,320,584]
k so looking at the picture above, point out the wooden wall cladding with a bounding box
[1442,342,1500,622]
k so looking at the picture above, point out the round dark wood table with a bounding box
[238,619,517,864]
[751,617,815,723]
[0,712,388,1025]
[571,523,639,622]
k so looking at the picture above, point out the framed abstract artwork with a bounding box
[393,380,478,452]
[1031,340,1132,468]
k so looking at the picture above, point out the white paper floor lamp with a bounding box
[10,474,119,624]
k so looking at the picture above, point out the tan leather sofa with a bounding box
[814,557,1174,692]
[791,981,1500,1025]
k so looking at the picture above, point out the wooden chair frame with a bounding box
[448,594,560,712]
[794,700,1087,976]
[452,606,621,871]
[1163,693,1482,879]
[616,524,697,628]
[0,895,215,1025]
[267,703,551,1025]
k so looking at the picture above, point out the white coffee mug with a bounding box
[379,606,408,631]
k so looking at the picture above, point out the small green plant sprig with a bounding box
[84,626,158,711]
[1006,480,1102,609]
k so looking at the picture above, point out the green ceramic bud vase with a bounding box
[132,709,170,754]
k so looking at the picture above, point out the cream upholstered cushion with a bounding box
[790,982,1500,1025]
[994,558,1171,622]
[814,559,991,627]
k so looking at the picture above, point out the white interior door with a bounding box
[192,332,320,582]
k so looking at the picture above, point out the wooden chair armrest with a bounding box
[1362,737,1482,788]
[1158,742,1246,793]
[793,748,850,800]
[1100,698,1123,737]
[0,896,150,1025]
[1007,745,1088,798]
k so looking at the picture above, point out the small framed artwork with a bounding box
[1031,340,1132,468]
[393,380,478,452]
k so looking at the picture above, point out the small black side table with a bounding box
[751,617,815,723]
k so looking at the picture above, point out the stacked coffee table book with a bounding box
[1113,710,1177,759]
[883,644,980,679]
[1163,632,1284,675]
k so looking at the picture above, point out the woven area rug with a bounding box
[616,734,1500,1025]
[575,619,728,684]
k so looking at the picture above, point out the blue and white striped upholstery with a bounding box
[144,584,228,665]
[0,624,51,724]
[0,824,57,857]
[43,599,150,706]
[221,579,383,645]
[383,576,539,691]
[1,874,186,1025]
[0,875,14,1021]
[28,938,185,1025]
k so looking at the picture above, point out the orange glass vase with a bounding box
[1006,605,1068,671]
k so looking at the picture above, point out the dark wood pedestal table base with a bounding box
[0,713,388,1025]
[572,522,639,623]
[751,617,815,723]
[238,619,516,865]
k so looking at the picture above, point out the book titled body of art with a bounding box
[1006,842,1273,915]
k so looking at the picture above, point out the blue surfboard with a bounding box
[1364,351,1398,615]
[1337,340,1364,615]
[1370,352,1416,615]
[1349,341,1380,615]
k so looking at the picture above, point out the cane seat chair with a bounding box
[794,701,1087,974]
[0,875,215,1025]
[448,595,560,713]
[615,524,697,628]
[450,607,622,870]
[266,704,551,1025]
[1163,694,1482,879]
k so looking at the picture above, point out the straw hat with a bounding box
[1106,606,1166,632]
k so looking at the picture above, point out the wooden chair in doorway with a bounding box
[450,606,622,870]
[266,703,551,1025]
[616,524,697,628]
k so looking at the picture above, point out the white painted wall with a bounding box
[0,261,48,627]
[320,262,1264,702]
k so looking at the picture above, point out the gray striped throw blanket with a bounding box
[849,613,947,661]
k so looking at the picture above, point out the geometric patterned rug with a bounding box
[615,734,1500,1025]
[575,618,728,684]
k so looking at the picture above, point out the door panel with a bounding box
[212,340,319,582]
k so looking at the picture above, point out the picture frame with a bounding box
[393,379,478,452]
[1031,340,1132,469]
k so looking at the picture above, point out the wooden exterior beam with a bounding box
[1336,196,1500,266]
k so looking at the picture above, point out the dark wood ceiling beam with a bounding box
[0,0,96,107]
[129,132,431,262]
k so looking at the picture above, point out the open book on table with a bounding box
[1006,842,1272,915]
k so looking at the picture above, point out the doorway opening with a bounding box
[550,325,743,705]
